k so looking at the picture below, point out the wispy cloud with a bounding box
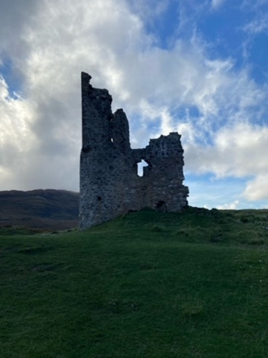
[211,0,226,10]
[217,200,240,210]
[243,14,268,35]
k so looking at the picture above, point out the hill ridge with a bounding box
[0,189,79,230]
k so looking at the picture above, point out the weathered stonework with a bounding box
[79,72,189,229]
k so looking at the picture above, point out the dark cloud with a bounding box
[0,0,39,38]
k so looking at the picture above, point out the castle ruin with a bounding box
[79,72,189,229]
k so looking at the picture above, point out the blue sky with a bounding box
[0,0,268,209]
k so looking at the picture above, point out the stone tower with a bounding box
[79,72,189,229]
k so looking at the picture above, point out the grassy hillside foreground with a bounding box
[1,207,268,358]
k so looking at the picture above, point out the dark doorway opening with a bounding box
[155,200,167,212]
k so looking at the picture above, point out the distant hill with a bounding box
[0,189,79,230]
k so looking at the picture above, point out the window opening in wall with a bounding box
[111,138,113,142]
[137,160,149,177]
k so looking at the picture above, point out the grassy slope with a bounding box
[1,207,268,358]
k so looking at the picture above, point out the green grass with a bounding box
[1,207,268,357]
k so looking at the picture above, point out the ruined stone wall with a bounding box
[79,72,189,229]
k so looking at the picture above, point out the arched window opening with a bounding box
[137,160,149,177]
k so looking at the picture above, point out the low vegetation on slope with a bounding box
[1,207,268,358]
[0,189,79,230]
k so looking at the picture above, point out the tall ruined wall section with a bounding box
[79,72,189,229]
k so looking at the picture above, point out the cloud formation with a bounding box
[217,200,240,210]
[185,123,268,177]
[243,176,268,201]
[0,0,268,208]
[211,0,226,10]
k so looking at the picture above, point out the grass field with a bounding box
[1,207,268,357]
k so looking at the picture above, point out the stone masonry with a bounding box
[79,72,189,229]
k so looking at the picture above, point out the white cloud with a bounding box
[217,200,240,210]
[243,14,268,35]
[241,0,268,11]
[129,0,170,24]
[184,120,268,203]
[0,76,37,188]
[0,0,268,207]
[0,0,149,190]
[211,0,226,10]
[185,123,268,178]
[243,176,268,201]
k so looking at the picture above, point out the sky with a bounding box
[0,0,268,209]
